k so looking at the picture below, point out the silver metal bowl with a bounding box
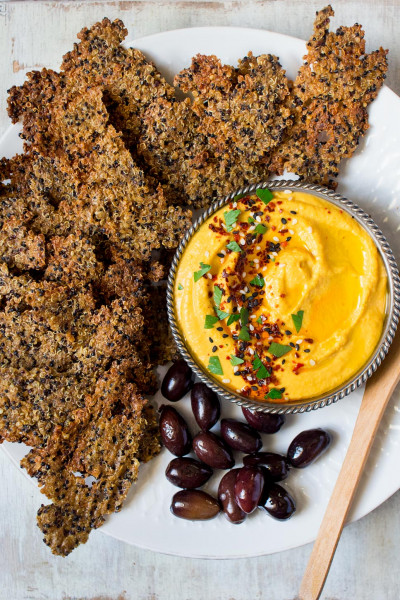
[166,180,400,414]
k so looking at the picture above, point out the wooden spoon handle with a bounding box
[299,331,400,600]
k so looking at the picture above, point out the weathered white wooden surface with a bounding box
[1,2,400,599]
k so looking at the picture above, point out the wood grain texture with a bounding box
[1,2,400,600]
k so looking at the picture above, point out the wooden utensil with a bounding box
[299,331,400,600]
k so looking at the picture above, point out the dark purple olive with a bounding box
[243,452,289,482]
[161,359,193,401]
[192,431,234,469]
[220,418,262,454]
[159,405,192,457]
[171,490,220,520]
[259,483,296,520]
[191,382,220,431]
[234,466,264,514]
[242,407,286,433]
[287,428,332,468]
[165,457,213,489]
[218,469,246,524]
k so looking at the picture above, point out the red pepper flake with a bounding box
[209,223,227,235]
[305,338,314,343]
[293,362,304,374]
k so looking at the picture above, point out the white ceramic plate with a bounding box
[2,27,400,559]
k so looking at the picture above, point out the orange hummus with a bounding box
[173,189,387,402]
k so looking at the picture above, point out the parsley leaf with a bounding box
[256,188,273,205]
[250,275,265,287]
[256,316,262,324]
[240,307,249,325]
[291,310,304,333]
[233,193,246,201]
[194,262,211,282]
[268,342,292,358]
[226,241,242,253]
[252,352,263,370]
[227,313,241,326]
[257,364,271,379]
[238,325,250,341]
[230,355,244,366]
[248,216,255,224]
[266,388,282,399]
[216,308,229,320]
[213,285,223,307]
[224,209,241,232]
[254,224,267,234]
[204,315,219,329]
[178,283,184,290]
[208,356,223,375]
[253,352,271,379]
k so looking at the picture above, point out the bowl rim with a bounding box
[166,180,400,414]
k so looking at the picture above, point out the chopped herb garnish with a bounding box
[253,352,271,379]
[178,283,184,290]
[250,275,265,288]
[291,310,304,333]
[248,216,255,224]
[240,307,249,325]
[230,355,244,366]
[213,285,223,307]
[216,308,230,320]
[204,314,219,329]
[256,188,273,205]
[224,209,241,232]
[257,364,271,379]
[208,355,223,375]
[266,388,283,399]
[194,262,211,282]
[268,342,292,358]
[227,313,241,326]
[226,241,242,253]
[233,193,245,201]
[252,352,263,370]
[256,316,262,324]
[238,325,250,341]
[254,224,267,235]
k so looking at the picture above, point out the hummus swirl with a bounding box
[174,190,387,402]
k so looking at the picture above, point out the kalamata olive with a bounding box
[218,469,246,524]
[191,382,220,431]
[220,418,262,454]
[159,405,192,457]
[165,457,213,489]
[243,452,289,482]
[171,489,220,520]
[192,431,234,469]
[287,428,332,468]
[242,407,286,433]
[259,483,296,520]
[161,359,193,401]
[234,466,264,514]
